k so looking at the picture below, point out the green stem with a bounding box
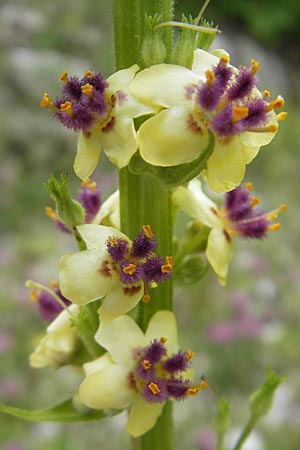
[232,415,258,450]
[113,1,174,449]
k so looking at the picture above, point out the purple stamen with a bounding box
[119,262,144,285]
[227,67,257,101]
[37,289,70,322]
[106,237,129,263]
[77,184,102,222]
[143,257,171,283]
[131,230,156,259]
[163,351,190,374]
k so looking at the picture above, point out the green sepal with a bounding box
[197,19,218,51]
[170,14,198,68]
[75,301,105,360]
[249,366,286,419]
[173,254,208,286]
[129,131,215,189]
[142,14,167,67]
[46,173,85,231]
[0,398,119,423]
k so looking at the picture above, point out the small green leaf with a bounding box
[129,132,215,189]
[0,398,119,423]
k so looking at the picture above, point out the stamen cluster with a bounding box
[222,184,286,239]
[193,57,282,138]
[106,225,173,300]
[41,70,110,133]
[129,339,197,403]
[77,180,102,222]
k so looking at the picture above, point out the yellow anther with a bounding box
[142,294,151,304]
[141,359,151,370]
[280,203,287,212]
[161,256,173,273]
[186,350,194,361]
[250,196,261,208]
[84,70,93,78]
[267,124,278,133]
[123,263,136,275]
[160,336,167,344]
[265,95,284,112]
[148,382,160,395]
[199,379,208,390]
[107,236,118,247]
[220,55,229,65]
[245,182,253,191]
[40,93,51,107]
[59,70,68,82]
[250,59,260,75]
[60,101,73,116]
[232,106,249,123]
[277,111,287,121]
[81,179,96,191]
[81,83,93,97]
[45,206,57,221]
[29,289,38,302]
[267,223,281,232]
[205,69,215,87]
[263,90,271,97]
[143,224,153,239]
[186,387,199,396]
[50,281,59,289]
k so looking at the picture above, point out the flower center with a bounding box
[105,225,173,301]
[128,339,202,403]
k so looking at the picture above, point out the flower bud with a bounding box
[249,367,285,419]
[46,173,85,231]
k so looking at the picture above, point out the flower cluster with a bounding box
[173,180,286,285]
[59,224,172,320]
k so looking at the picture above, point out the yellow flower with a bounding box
[130,49,284,192]
[79,311,198,437]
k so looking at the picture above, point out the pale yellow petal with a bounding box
[98,281,143,322]
[172,180,219,228]
[107,65,140,91]
[101,116,138,168]
[130,64,197,108]
[242,145,260,164]
[83,353,112,375]
[192,48,221,75]
[59,250,113,305]
[206,138,246,192]
[77,224,126,250]
[126,396,164,437]
[92,190,120,229]
[96,315,147,365]
[138,107,209,166]
[74,130,102,180]
[79,361,134,410]
[47,304,79,332]
[206,227,232,283]
[146,311,178,355]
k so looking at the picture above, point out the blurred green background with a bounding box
[0,0,299,449]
